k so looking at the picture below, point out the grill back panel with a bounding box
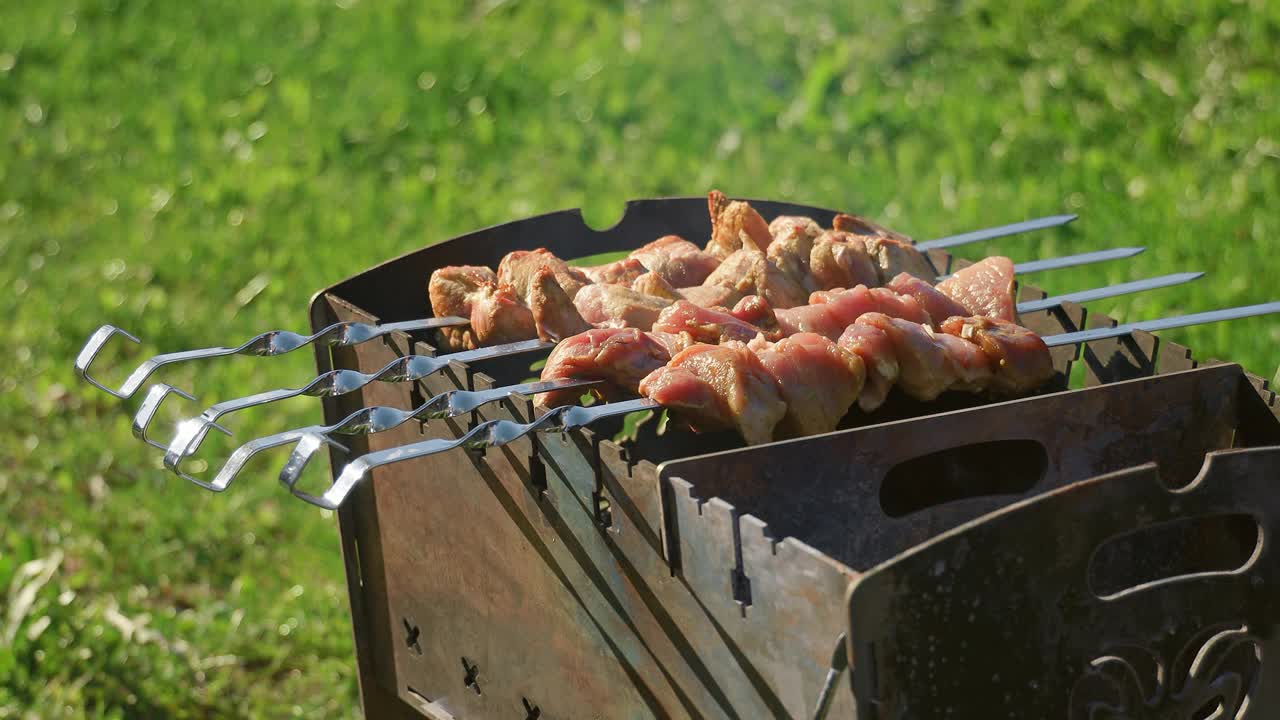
[307,199,1280,718]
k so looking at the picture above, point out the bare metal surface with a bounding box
[1047,300,1280,346]
[74,317,467,399]
[1016,271,1202,312]
[847,448,1280,718]
[915,213,1077,250]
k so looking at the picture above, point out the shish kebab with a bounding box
[76,193,1085,398]
[276,302,1280,511]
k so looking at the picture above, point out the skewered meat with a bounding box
[539,328,673,406]
[706,190,772,260]
[572,283,673,329]
[776,285,932,338]
[768,215,823,242]
[630,235,720,288]
[584,257,648,286]
[940,316,1053,393]
[861,234,937,284]
[530,267,592,341]
[936,256,1016,321]
[428,265,498,351]
[832,212,911,241]
[703,249,810,309]
[470,283,537,347]
[729,295,780,336]
[855,313,955,402]
[639,343,786,445]
[753,333,865,437]
[633,271,682,300]
[809,231,881,291]
[837,323,900,412]
[767,221,821,293]
[498,248,590,302]
[652,300,774,344]
[885,272,969,324]
[676,284,743,309]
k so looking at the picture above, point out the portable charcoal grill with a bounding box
[79,197,1280,718]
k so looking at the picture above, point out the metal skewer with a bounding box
[162,377,601,491]
[130,338,552,453]
[935,247,1145,281]
[1015,272,1203,314]
[281,300,1280,510]
[916,214,1077,251]
[74,317,469,399]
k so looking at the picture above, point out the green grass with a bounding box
[4,0,1280,715]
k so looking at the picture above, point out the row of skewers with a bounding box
[74,193,1280,509]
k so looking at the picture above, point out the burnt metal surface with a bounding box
[305,197,1280,718]
[846,447,1280,718]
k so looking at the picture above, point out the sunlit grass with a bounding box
[4,0,1280,715]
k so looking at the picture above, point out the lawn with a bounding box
[3,0,1279,716]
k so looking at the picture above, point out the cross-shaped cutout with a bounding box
[461,657,481,695]
[401,618,421,655]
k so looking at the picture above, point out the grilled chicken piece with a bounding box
[885,272,969,324]
[530,267,592,341]
[753,333,865,437]
[936,256,1016,321]
[428,265,499,350]
[706,190,772,260]
[776,285,932,338]
[768,215,823,241]
[855,313,956,402]
[809,231,881,291]
[639,343,786,445]
[632,271,682,301]
[498,248,591,303]
[585,257,648,287]
[677,284,743,309]
[538,328,673,406]
[470,283,537,347]
[572,283,673,330]
[631,235,720,288]
[703,248,810,309]
[767,222,820,293]
[940,316,1053,393]
[837,323,900,412]
[652,300,774,345]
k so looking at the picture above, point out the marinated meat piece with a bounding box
[936,256,1016,322]
[856,313,955,402]
[585,257,648,287]
[498,248,590,303]
[529,267,591,341]
[776,286,932,338]
[753,333,866,437]
[706,190,772,260]
[729,295,780,336]
[809,231,881,291]
[940,316,1054,394]
[677,284,743,309]
[832,212,911,242]
[652,300,773,345]
[632,271,682,301]
[428,265,499,351]
[630,235,720,288]
[766,221,820,293]
[933,333,994,392]
[639,343,786,445]
[538,328,672,406]
[470,283,537,347]
[837,323,900,412]
[885,272,969,324]
[648,330,696,357]
[703,248,809,310]
[572,283,672,330]
[768,215,822,242]
[862,234,937,284]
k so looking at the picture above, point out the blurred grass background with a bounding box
[3,0,1279,716]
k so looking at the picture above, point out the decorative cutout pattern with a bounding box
[1070,626,1261,719]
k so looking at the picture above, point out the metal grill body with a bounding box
[306,199,1280,718]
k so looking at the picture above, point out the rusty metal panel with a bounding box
[846,447,1280,717]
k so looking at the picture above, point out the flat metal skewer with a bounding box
[1016,272,1204,314]
[163,377,600,492]
[75,317,469,399]
[935,247,1145,281]
[916,214,1077,251]
[284,300,1280,510]
[130,338,551,453]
